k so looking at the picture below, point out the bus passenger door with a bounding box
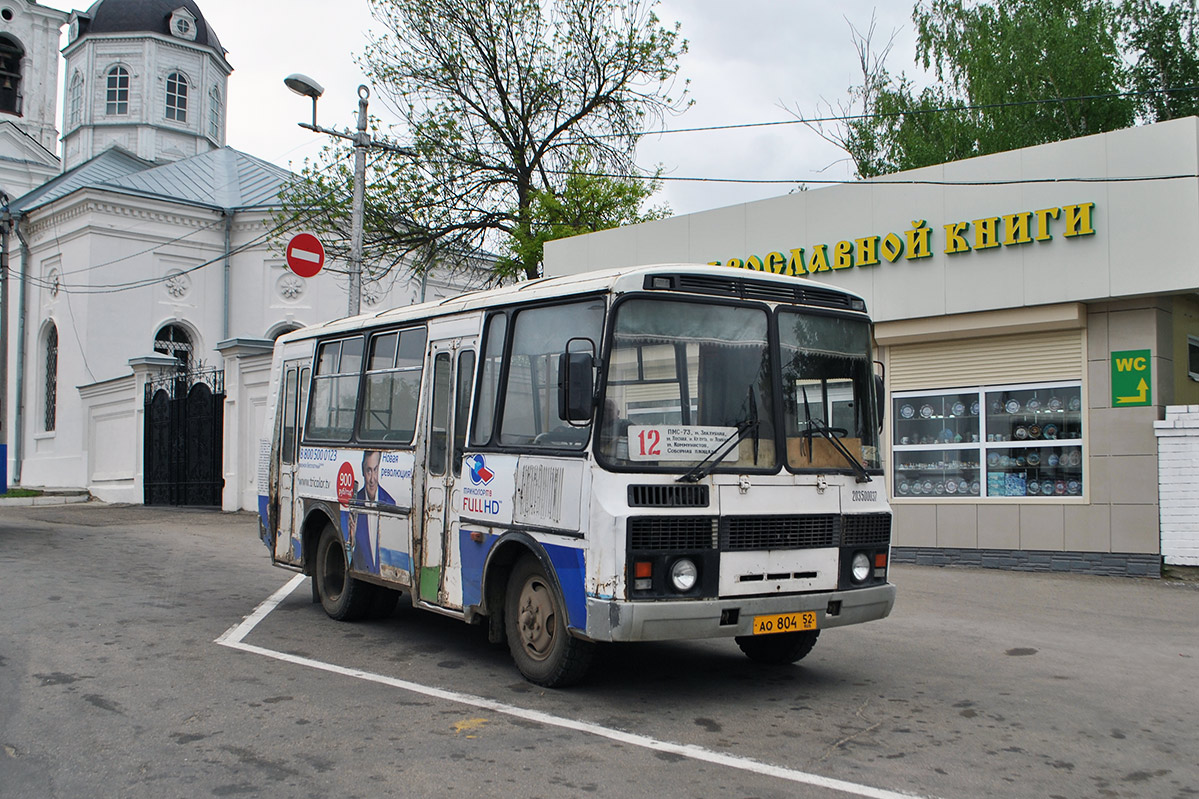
[419,340,476,606]
[274,360,308,565]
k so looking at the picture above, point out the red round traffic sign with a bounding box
[286,233,325,278]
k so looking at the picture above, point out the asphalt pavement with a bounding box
[1,502,1196,799]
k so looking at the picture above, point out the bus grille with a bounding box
[721,515,840,551]
[628,517,718,550]
[628,484,710,508]
[841,513,892,547]
[628,513,892,552]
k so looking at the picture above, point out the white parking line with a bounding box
[217,576,936,799]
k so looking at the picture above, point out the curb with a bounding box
[0,489,92,507]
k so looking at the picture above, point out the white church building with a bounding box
[2,0,483,509]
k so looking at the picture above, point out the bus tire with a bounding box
[735,630,820,664]
[315,526,372,621]
[504,555,594,687]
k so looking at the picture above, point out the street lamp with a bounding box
[284,74,414,317]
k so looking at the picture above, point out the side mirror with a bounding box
[874,374,886,432]
[559,351,595,422]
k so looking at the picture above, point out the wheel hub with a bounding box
[517,578,554,661]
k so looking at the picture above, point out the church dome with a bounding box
[80,0,224,52]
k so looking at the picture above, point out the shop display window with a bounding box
[893,382,1083,500]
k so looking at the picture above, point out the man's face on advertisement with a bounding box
[362,451,381,500]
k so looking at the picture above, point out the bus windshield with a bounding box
[597,297,880,473]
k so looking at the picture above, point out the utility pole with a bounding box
[1,192,11,493]
[284,76,415,317]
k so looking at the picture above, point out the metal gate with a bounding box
[144,367,225,506]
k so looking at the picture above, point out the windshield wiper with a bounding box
[676,418,760,484]
[800,385,872,483]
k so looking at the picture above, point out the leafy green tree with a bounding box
[808,0,1199,179]
[279,0,688,283]
[498,152,670,276]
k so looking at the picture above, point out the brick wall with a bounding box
[1155,405,1199,566]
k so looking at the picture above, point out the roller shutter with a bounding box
[887,329,1084,392]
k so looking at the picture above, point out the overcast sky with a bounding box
[43,0,929,216]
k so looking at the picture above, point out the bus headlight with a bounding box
[851,552,872,583]
[669,558,698,592]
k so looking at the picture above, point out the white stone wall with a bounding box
[1155,405,1199,565]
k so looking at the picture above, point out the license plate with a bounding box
[752,611,818,635]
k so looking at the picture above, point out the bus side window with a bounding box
[429,352,452,476]
[358,327,427,444]
[298,367,310,440]
[281,367,298,464]
[307,337,364,441]
[470,313,506,446]
[452,350,476,477]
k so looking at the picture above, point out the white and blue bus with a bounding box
[259,264,895,686]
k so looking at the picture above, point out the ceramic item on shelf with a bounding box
[1043,424,1058,440]
[919,404,934,419]
[958,479,969,493]
[987,452,1000,467]
[1067,480,1080,495]
[1068,396,1081,411]
[898,480,910,495]
[989,399,1003,414]
[1027,451,1040,466]
[1028,424,1042,439]
[1055,480,1067,495]
[1048,396,1063,411]
[900,404,915,419]
[1028,480,1040,495]
[1026,398,1041,412]
[922,480,934,494]
[951,401,966,416]
[1041,481,1054,496]
[934,482,945,495]
[970,400,980,416]
[1005,399,1021,414]
[940,428,955,443]
[1014,425,1029,440]
[1048,453,1060,467]
[971,480,981,494]
[911,481,923,495]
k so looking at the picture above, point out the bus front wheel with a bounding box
[735,630,820,664]
[504,555,594,687]
[315,526,372,621]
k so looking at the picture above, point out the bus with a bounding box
[258,264,895,687]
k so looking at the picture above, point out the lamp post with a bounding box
[1,192,10,493]
[285,74,415,317]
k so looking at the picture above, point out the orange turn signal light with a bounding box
[874,553,888,569]
[634,561,653,579]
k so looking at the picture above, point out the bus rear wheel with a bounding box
[504,555,594,687]
[735,630,820,664]
[315,526,372,621]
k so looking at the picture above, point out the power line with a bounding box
[631,84,1199,139]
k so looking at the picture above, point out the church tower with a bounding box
[61,0,232,171]
[0,1,69,197]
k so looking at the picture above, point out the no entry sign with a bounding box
[286,233,325,278]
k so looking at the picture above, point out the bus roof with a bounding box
[276,263,868,345]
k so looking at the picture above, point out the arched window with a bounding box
[44,323,58,432]
[208,85,222,139]
[69,71,83,128]
[154,324,193,372]
[0,34,23,116]
[106,66,129,115]
[166,72,188,122]
[267,322,302,340]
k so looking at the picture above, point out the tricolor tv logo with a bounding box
[466,454,494,485]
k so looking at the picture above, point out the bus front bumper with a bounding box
[582,583,896,642]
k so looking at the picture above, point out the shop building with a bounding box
[544,117,1199,576]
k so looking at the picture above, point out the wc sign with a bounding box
[1111,349,1151,407]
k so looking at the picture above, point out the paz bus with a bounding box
[258,264,895,686]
